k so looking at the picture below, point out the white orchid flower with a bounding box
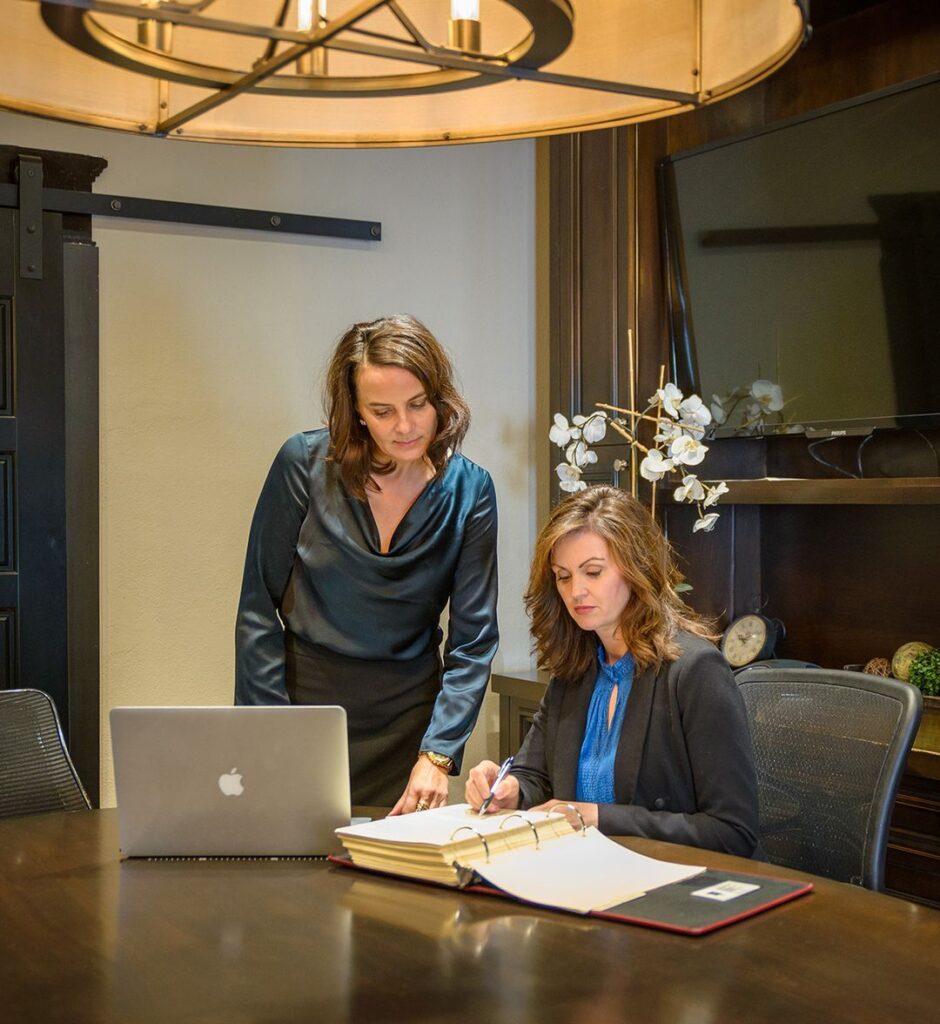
[703,481,729,507]
[710,397,727,425]
[555,462,587,492]
[581,411,608,444]
[669,434,707,466]
[679,395,712,429]
[565,440,598,467]
[654,419,683,444]
[693,512,720,533]
[565,440,585,466]
[650,382,683,419]
[613,458,628,472]
[751,379,784,412]
[572,414,587,426]
[743,401,762,425]
[674,475,705,503]
[639,449,674,481]
[549,413,573,447]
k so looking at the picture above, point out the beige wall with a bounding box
[0,112,538,806]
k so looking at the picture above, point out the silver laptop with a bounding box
[110,706,351,857]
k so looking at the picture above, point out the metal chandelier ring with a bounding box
[39,0,575,98]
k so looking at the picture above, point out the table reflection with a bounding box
[113,860,353,1022]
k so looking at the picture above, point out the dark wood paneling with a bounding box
[15,211,68,720]
[0,299,11,415]
[0,453,13,571]
[664,0,940,155]
[579,130,620,410]
[549,130,636,500]
[0,153,100,804]
[63,240,100,808]
[0,609,15,689]
[763,504,940,667]
[887,767,940,907]
[549,134,580,424]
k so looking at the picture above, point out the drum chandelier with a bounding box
[2,1,809,146]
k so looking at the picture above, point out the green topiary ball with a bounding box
[909,648,940,697]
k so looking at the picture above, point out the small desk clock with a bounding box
[721,613,786,668]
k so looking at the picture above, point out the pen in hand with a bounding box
[478,755,514,816]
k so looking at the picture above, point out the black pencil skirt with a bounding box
[284,633,442,806]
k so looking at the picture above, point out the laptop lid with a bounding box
[110,706,351,857]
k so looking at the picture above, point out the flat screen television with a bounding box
[660,73,940,438]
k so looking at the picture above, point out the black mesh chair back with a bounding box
[0,688,91,818]
[735,667,922,891]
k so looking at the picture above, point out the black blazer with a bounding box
[511,632,762,857]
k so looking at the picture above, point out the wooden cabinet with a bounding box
[492,670,547,762]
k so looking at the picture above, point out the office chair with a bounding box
[0,688,91,818]
[735,667,922,891]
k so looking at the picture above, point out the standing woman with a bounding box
[466,485,760,856]
[236,315,498,813]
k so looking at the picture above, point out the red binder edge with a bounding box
[586,878,815,935]
[327,854,814,936]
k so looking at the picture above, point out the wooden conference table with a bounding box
[2,810,939,1024]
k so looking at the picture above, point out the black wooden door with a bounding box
[0,152,100,804]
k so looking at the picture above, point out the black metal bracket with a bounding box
[16,155,44,280]
[1,156,381,245]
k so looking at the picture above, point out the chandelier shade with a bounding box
[1,1,809,147]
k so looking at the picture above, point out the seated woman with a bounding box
[466,485,761,857]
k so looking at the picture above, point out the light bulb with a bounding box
[451,1,480,20]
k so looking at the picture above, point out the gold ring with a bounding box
[415,800,430,812]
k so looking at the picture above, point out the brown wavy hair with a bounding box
[324,314,471,499]
[525,485,714,679]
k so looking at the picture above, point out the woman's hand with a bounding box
[531,799,599,830]
[465,760,521,814]
[389,756,451,815]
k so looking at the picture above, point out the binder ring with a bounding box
[450,826,491,863]
[559,803,587,836]
[498,813,540,849]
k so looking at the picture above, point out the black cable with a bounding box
[913,429,940,474]
[807,436,860,479]
[855,428,940,478]
[855,429,876,478]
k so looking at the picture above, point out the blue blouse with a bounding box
[576,647,635,804]
[234,429,499,765]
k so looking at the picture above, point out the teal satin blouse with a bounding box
[234,429,499,764]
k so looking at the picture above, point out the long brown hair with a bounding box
[525,485,714,679]
[323,315,470,499]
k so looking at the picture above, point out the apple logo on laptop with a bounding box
[218,768,244,797]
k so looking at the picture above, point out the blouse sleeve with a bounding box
[596,645,761,857]
[419,472,499,771]
[234,434,310,705]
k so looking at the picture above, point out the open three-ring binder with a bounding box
[331,804,812,935]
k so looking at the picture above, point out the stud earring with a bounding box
[359,418,366,425]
